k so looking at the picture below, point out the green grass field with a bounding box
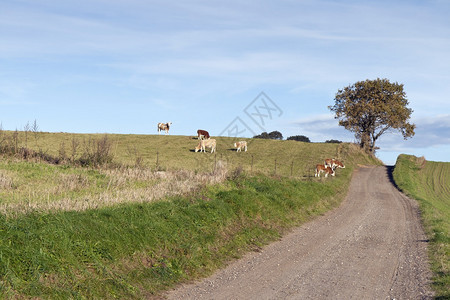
[393,154,450,298]
[4,130,374,173]
[0,131,381,298]
[0,131,379,215]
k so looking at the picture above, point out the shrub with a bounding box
[78,135,114,167]
[325,139,342,143]
[253,131,283,140]
[287,135,311,142]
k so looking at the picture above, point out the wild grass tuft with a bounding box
[0,170,14,189]
[0,160,230,216]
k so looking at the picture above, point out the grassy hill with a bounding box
[393,154,450,298]
[3,130,374,173]
[0,131,381,298]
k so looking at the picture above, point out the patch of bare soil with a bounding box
[165,166,433,299]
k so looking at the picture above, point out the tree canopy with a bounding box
[325,139,342,144]
[287,135,311,142]
[253,131,283,140]
[329,78,415,153]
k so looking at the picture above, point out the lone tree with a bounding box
[329,78,415,153]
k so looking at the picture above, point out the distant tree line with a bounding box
[253,131,342,143]
[287,135,310,143]
[324,139,342,143]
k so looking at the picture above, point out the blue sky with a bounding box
[1,0,449,165]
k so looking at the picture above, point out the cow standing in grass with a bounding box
[234,141,247,152]
[157,122,172,134]
[197,129,210,140]
[195,139,216,153]
[315,164,335,177]
[324,158,345,170]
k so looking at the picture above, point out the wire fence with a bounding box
[152,142,349,179]
[153,151,339,180]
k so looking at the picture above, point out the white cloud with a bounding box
[377,114,450,150]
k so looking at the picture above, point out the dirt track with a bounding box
[166,166,434,299]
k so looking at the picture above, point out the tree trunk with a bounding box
[360,132,372,153]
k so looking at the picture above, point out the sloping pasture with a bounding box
[0,132,381,298]
[393,154,450,298]
[10,131,371,175]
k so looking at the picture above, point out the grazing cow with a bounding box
[195,139,216,153]
[315,164,335,177]
[234,141,248,152]
[333,159,345,169]
[157,122,172,134]
[324,158,345,170]
[197,129,210,140]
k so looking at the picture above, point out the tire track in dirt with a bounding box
[165,166,433,299]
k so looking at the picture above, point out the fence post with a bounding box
[251,155,254,173]
[291,160,294,177]
[156,151,159,169]
[274,158,277,175]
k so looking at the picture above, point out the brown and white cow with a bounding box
[315,164,335,177]
[324,158,345,170]
[197,129,210,140]
[195,138,216,153]
[157,122,172,134]
[234,141,247,152]
[333,159,345,169]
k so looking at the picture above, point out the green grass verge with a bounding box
[0,165,357,298]
[393,154,450,298]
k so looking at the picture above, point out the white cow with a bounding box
[195,139,216,153]
[234,141,248,152]
[157,122,172,134]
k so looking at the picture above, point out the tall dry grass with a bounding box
[415,155,426,169]
[0,161,229,216]
[0,170,14,189]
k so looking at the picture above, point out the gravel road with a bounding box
[166,166,434,299]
